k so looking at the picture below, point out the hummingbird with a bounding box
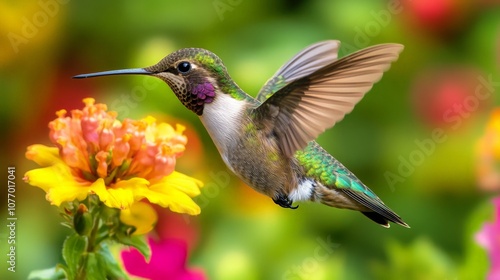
[75,40,409,228]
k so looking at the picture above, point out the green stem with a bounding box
[87,213,100,252]
[75,255,87,280]
[75,200,102,280]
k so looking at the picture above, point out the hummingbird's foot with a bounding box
[273,194,299,209]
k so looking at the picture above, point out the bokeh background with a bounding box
[1,0,499,279]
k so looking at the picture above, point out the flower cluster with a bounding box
[24,98,204,279]
[476,108,500,279]
[24,98,202,218]
[476,108,500,191]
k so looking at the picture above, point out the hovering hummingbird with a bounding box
[75,40,409,228]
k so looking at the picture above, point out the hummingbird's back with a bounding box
[294,141,377,199]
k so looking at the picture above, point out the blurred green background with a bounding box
[1,0,499,279]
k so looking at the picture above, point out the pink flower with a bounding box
[121,237,205,280]
[476,197,500,280]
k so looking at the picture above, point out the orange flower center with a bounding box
[49,98,187,186]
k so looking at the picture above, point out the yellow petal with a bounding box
[94,178,149,209]
[155,171,203,197]
[88,178,108,203]
[24,163,91,206]
[120,201,157,235]
[25,145,62,167]
[138,172,203,215]
[145,186,201,215]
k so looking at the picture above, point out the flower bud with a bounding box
[74,204,93,236]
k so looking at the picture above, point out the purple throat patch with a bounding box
[192,82,215,105]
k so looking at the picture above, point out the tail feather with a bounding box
[361,211,409,228]
[340,189,410,228]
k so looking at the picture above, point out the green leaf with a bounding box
[55,264,69,279]
[62,233,88,280]
[97,242,129,280]
[27,267,65,280]
[115,232,151,261]
[459,199,492,279]
[84,253,107,280]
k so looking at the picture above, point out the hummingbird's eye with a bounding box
[177,61,191,74]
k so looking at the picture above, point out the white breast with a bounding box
[199,93,247,160]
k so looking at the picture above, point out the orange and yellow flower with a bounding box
[476,108,500,191]
[24,98,203,232]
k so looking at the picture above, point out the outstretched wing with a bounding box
[255,40,340,102]
[253,44,404,157]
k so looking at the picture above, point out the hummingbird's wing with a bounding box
[255,40,340,103]
[253,44,404,157]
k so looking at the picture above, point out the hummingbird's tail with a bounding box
[360,210,409,228]
[342,188,409,228]
[316,186,410,228]
[297,142,409,228]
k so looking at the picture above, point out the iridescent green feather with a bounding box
[194,52,248,101]
[256,75,288,102]
[295,141,379,199]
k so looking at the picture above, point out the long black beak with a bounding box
[73,68,152,79]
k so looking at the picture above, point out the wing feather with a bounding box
[256,40,340,102]
[254,43,404,157]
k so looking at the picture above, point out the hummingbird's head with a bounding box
[145,48,232,115]
[74,48,237,115]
